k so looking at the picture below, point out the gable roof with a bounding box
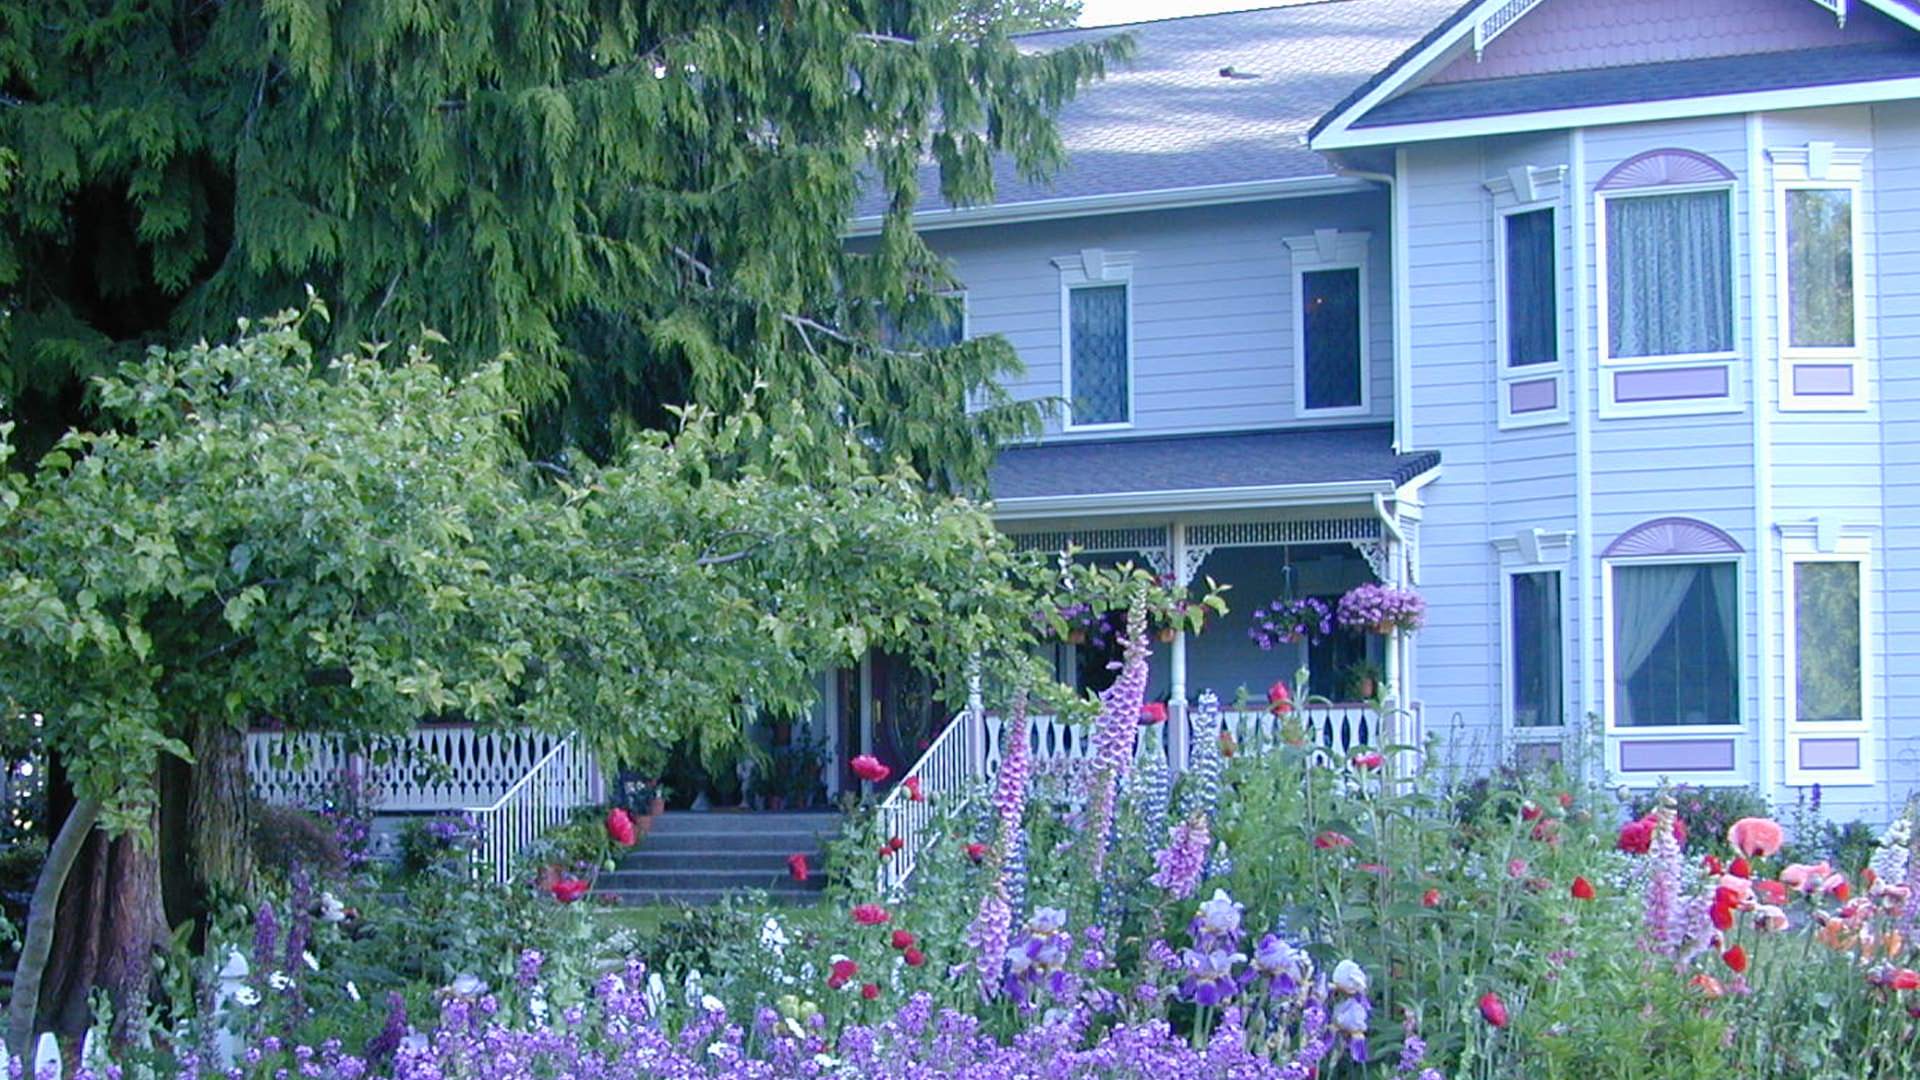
[1310,0,1920,149]
[848,0,1464,234]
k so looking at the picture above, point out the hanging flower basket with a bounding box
[1247,596,1333,650]
[1335,583,1426,636]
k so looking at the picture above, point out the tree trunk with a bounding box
[7,796,98,1060]
[35,809,167,1048]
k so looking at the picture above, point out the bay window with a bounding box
[1609,561,1739,728]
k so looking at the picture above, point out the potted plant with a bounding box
[647,782,669,818]
[1339,660,1387,702]
[1335,583,1426,636]
[1247,596,1333,650]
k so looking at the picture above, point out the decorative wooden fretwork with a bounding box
[1185,518,1382,549]
[1805,0,1847,25]
[1008,526,1170,556]
[1474,0,1546,58]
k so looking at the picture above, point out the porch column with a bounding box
[965,658,987,779]
[1169,521,1189,712]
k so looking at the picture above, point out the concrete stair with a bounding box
[602,810,839,907]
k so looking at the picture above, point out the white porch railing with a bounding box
[875,709,987,894]
[466,735,601,885]
[246,727,575,812]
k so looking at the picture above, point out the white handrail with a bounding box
[464,735,600,886]
[875,708,983,895]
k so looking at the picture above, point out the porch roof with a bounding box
[988,425,1439,514]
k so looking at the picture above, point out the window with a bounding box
[1602,189,1734,361]
[1286,229,1371,417]
[1301,270,1363,411]
[1067,283,1130,426]
[880,292,967,351]
[1790,560,1862,724]
[1509,571,1563,728]
[1609,561,1739,727]
[1784,188,1856,350]
[1502,209,1558,368]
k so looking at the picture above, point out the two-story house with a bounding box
[833,0,1920,825]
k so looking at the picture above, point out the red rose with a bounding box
[851,755,891,784]
[831,959,859,981]
[891,929,916,950]
[1478,991,1509,1029]
[1571,876,1596,901]
[1555,792,1574,810]
[861,982,880,1001]
[1139,702,1168,726]
[1421,888,1441,908]
[888,836,905,852]
[1617,819,1654,855]
[904,946,926,967]
[787,853,810,882]
[549,877,590,904]
[1313,831,1354,850]
[1722,945,1748,974]
[852,903,891,926]
[904,777,924,802]
[605,808,638,847]
[964,842,988,864]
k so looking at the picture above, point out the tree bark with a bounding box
[185,721,254,911]
[7,796,99,1060]
[35,811,167,1048]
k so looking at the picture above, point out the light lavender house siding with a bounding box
[920,196,1395,440]
[1428,0,1907,86]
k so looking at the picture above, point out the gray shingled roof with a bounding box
[1357,41,1920,128]
[989,425,1440,502]
[854,0,1466,219]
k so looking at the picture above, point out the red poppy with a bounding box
[891,929,917,950]
[787,853,810,882]
[964,842,988,864]
[1351,750,1385,771]
[1520,801,1543,822]
[851,754,891,783]
[904,777,924,802]
[1139,702,1168,726]
[1704,855,1724,876]
[1571,876,1596,901]
[1267,680,1294,715]
[1894,969,1920,991]
[1722,945,1748,974]
[1729,856,1752,879]
[1710,902,1735,931]
[1313,831,1354,850]
[831,959,859,981]
[1531,819,1561,846]
[852,903,891,926]
[861,982,881,1001]
[1555,792,1574,810]
[1753,879,1788,905]
[1478,991,1509,1029]
[888,835,905,852]
[605,808,638,847]
[1421,888,1441,908]
[549,877,590,904]
[877,845,893,859]
[1617,818,1653,854]
[904,946,926,967]
[1830,879,1853,902]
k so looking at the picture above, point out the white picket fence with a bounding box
[467,736,601,885]
[245,726,577,812]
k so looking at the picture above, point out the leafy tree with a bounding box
[1,0,1125,479]
[0,308,1100,1048]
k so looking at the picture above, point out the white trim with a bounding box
[1314,75,1920,152]
[1770,154,1869,410]
[1500,564,1569,740]
[1780,534,1874,787]
[1749,114,1778,803]
[1285,229,1373,419]
[1392,150,1414,450]
[1571,129,1596,763]
[1601,553,1749,786]
[1056,250,1135,431]
[1594,179,1744,419]
[989,477,1408,521]
[1493,199,1570,429]
[843,175,1376,236]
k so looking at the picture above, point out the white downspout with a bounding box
[1570,130,1597,775]
[1748,113,1776,803]
[1334,160,1413,452]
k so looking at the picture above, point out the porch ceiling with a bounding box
[988,424,1440,513]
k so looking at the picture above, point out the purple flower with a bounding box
[1335,582,1426,634]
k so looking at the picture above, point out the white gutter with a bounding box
[990,477,1404,521]
[845,174,1375,237]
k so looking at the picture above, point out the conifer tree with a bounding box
[0,0,1124,479]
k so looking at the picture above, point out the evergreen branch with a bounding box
[855,32,918,46]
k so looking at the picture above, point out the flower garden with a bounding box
[32,599,1920,1080]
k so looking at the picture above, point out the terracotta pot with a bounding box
[1156,627,1178,643]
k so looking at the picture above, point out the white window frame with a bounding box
[1601,554,1747,785]
[1595,181,1744,420]
[1770,143,1870,412]
[1501,564,1567,739]
[1781,530,1874,786]
[1055,249,1135,432]
[1285,229,1372,419]
[1494,201,1569,429]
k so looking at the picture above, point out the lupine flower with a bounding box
[1150,812,1211,899]
[605,807,637,847]
[851,755,891,783]
[1086,592,1151,883]
[1644,804,1692,956]
[1478,990,1509,1028]
[1727,817,1784,858]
